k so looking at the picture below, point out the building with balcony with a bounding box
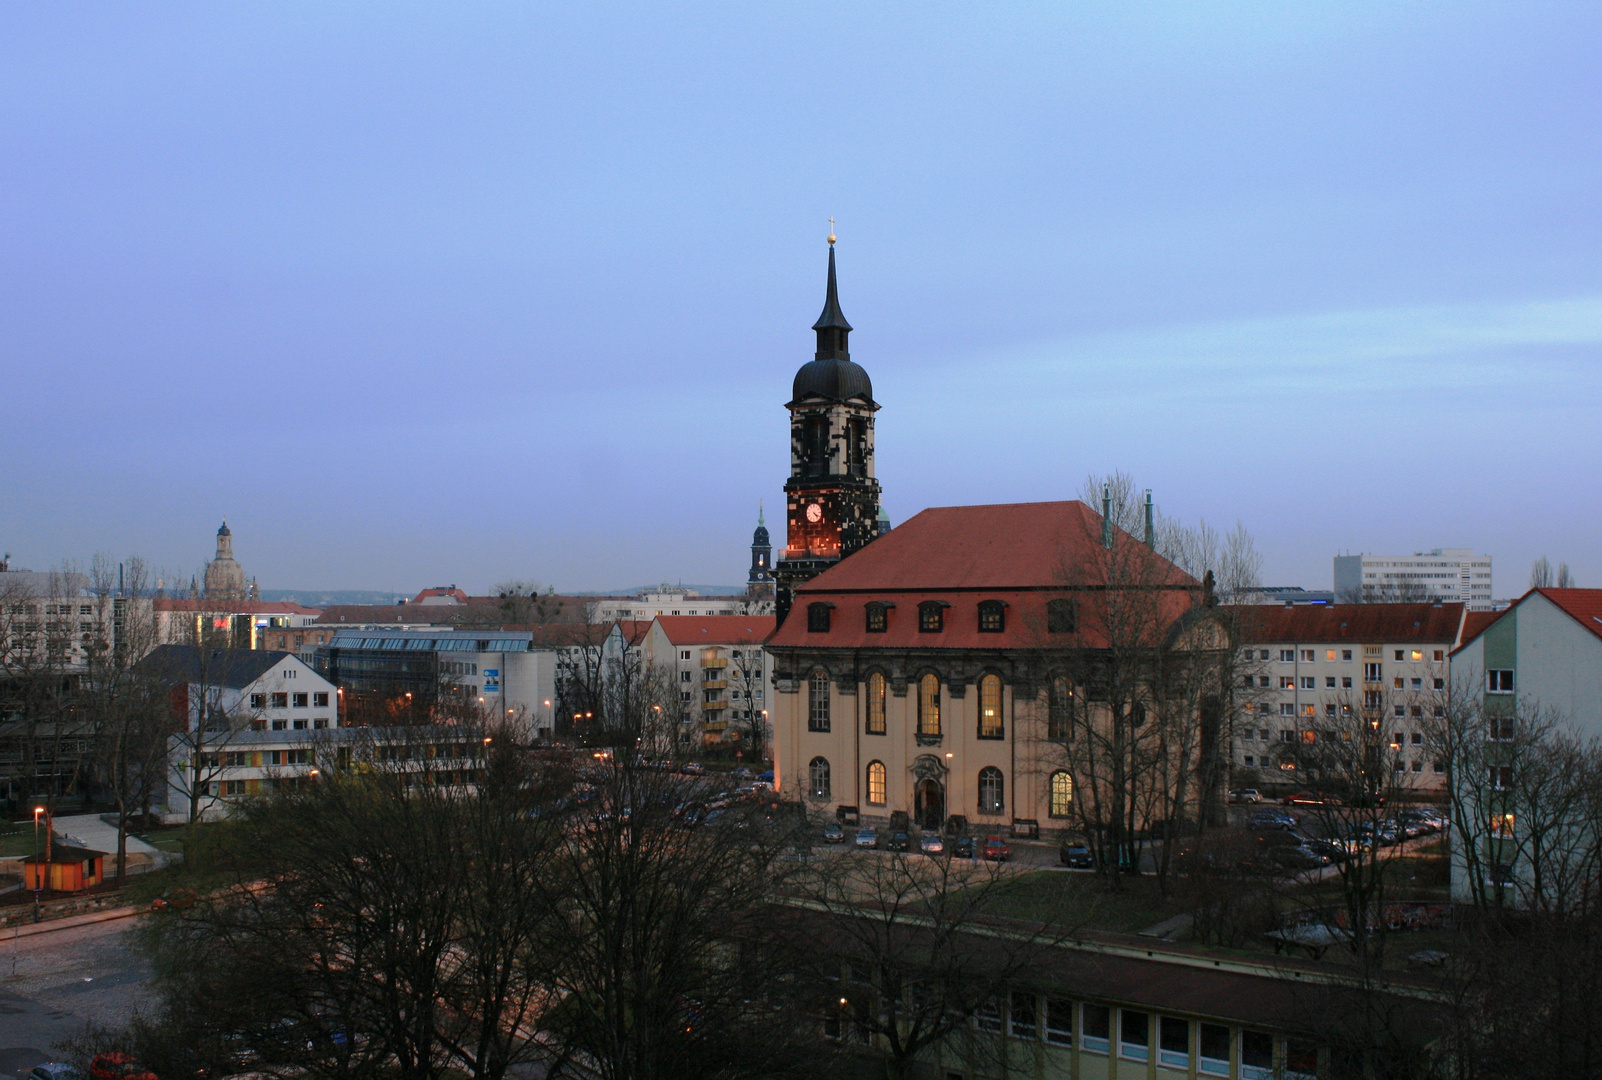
[639,616,775,749]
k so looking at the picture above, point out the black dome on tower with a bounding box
[790,243,874,405]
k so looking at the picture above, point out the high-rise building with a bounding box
[773,237,882,623]
[1334,548,1493,610]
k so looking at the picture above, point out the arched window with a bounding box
[1047,598,1078,634]
[866,761,887,805]
[808,670,831,732]
[1049,771,1073,818]
[809,756,831,800]
[918,673,941,736]
[1049,676,1074,741]
[978,600,1006,633]
[978,674,1004,739]
[866,672,887,734]
[978,766,1005,815]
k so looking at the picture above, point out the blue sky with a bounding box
[2,4,1598,596]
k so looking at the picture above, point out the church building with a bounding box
[765,240,1224,838]
[204,520,249,600]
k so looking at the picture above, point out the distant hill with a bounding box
[259,589,409,607]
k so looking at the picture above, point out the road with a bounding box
[0,915,152,1078]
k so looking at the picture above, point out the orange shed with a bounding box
[23,844,107,892]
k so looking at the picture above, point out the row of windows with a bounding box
[808,671,1007,739]
[250,691,330,709]
[808,598,1080,635]
[808,757,1012,814]
[1249,647,1445,664]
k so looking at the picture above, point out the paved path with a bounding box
[0,915,153,1078]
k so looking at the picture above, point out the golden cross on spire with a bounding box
[827,217,836,245]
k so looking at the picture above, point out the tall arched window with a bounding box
[809,756,831,800]
[866,761,887,805]
[809,670,831,732]
[1049,771,1073,818]
[1049,676,1074,741]
[978,674,1004,739]
[918,673,941,737]
[978,766,1005,815]
[866,672,887,735]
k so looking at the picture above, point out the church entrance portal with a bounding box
[915,779,945,831]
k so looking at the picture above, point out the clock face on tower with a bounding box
[805,502,823,523]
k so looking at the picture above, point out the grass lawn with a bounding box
[986,871,1190,934]
[0,828,44,857]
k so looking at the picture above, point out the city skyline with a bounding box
[4,5,1598,595]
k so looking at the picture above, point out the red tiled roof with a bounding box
[616,619,655,645]
[772,501,1200,651]
[1459,610,1501,645]
[795,500,1195,593]
[1534,588,1602,643]
[1236,603,1466,646]
[653,615,776,646]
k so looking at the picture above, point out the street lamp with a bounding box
[31,805,47,922]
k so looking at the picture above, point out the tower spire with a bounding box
[812,238,852,361]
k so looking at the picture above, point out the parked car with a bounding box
[1229,788,1263,804]
[919,833,945,855]
[150,888,196,912]
[756,771,775,784]
[1248,808,1299,830]
[1282,790,1338,807]
[681,762,706,776]
[854,826,880,849]
[1059,843,1093,869]
[821,821,846,844]
[729,767,754,781]
[886,831,911,852]
[30,1065,82,1080]
[1271,843,1332,870]
[982,836,1012,862]
[89,1055,156,1080]
[951,836,976,859]
[1301,836,1351,862]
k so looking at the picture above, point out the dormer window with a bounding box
[865,602,890,633]
[978,600,1007,633]
[1047,599,1078,634]
[807,603,834,633]
[918,601,947,633]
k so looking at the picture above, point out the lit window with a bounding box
[978,600,1006,633]
[918,602,946,633]
[918,674,941,736]
[864,602,888,633]
[866,672,886,734]
[866,760,886,805]
[1049,771,1073,818]
[978,674,1003,738]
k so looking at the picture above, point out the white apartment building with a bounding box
[589,585,769,623]
[1334,548,1493,610]
[638,615,775,748]
[1234,603,1473,795]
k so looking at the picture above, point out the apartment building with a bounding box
[639,616,775,747]
[588,585,765,623]
[1233,603,1471,795]
[137,644,340,733]
[1334,549,1493,609]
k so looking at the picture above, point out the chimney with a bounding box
[1101,485,1113,549]
[1144,490,1155,549]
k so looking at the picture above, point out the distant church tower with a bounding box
[203,520,248,600]
[747,504,775,599]
[773,234,882,623]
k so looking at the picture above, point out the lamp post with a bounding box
[31,805,48,922]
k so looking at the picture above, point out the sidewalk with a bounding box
[1,905,139,939]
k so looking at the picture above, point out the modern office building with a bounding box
[1334,549,1493,609]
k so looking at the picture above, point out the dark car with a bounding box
[31,1065,82,1080]
[886,831,911,852]
[1248,808,1299,830]
[1283,790,1338,807]
[982,836,1012,862]
[1302,836,1350,862]
[951,836,976,859]
[821,821,845,844]
[1272,844,1332,870]
[1059,843,1093,869]
[756,771,775,784]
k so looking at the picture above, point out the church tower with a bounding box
[204,519,248,600]
[773,234,882,623]
[747,504,775,598]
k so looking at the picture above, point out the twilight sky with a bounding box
[3,4,1599,597]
